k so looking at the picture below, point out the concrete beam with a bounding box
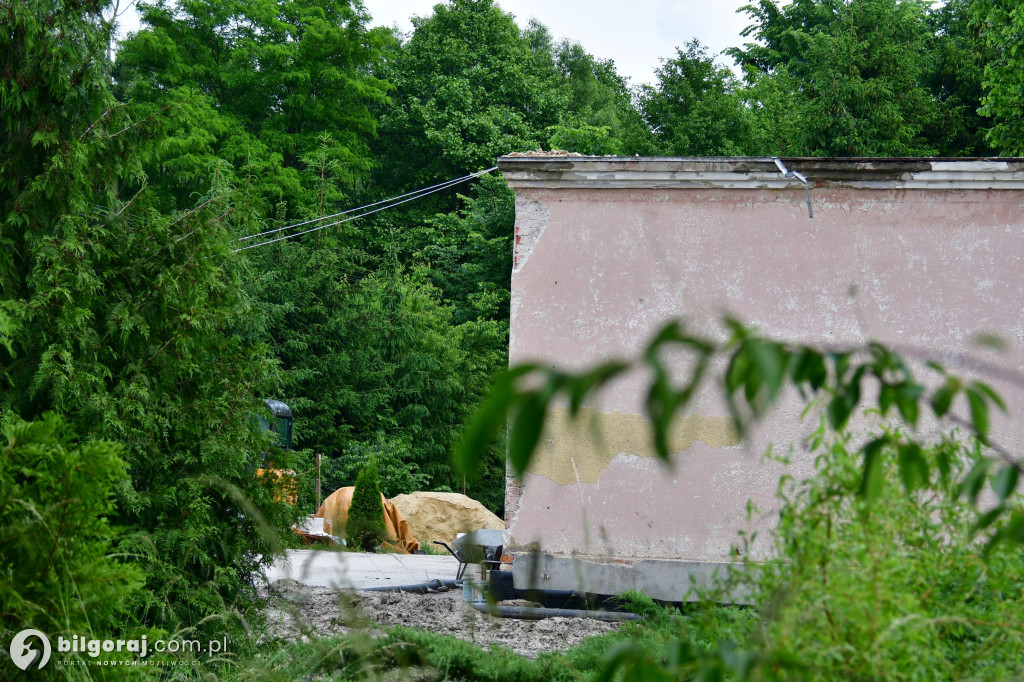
[511,553,751,604]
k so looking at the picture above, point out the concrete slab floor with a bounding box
[263,549,460,589]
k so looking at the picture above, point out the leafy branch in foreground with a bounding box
[458,316,1019,545]
[457,316,1024,680]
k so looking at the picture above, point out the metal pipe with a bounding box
[362,579,460,594]
[362,578,641,621]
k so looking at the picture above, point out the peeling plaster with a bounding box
[512,193,549,273]
[529,407,740,485]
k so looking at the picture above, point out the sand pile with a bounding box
[389,492,504,546]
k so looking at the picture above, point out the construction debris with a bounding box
[505,148,584,157]
[262,579,619,659]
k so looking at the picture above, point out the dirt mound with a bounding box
[389,492,504,547]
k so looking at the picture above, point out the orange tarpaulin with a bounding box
[315,487,420,553]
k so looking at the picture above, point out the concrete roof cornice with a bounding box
[497,156,1024,190]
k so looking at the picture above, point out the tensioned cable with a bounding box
[234,166,496,252]
[237,171,480,242]
[236,168,497,244]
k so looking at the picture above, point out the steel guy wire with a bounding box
[233,167,497,252]
[236,168,496,244]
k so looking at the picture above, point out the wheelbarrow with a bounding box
[433,528,504,580]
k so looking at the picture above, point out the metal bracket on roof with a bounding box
[773,157,813,219]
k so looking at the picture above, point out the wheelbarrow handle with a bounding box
[433,540,467,580]
[433,540,458,559]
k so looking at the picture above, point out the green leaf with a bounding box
[859,437,887,502]
[830,351,851,381]
[985,512,1024,556]
[974,506,1004,533]
[568,361,630,414]
[456,365,538,478]
[878,383,896,416]
[935,443,953,485]
[750,340,785,401]
[456,390,509,479]
[897,442,928,491]
[1003,512,1024,544]
[508,392,549,476]
[803,350,827,391]
[970,381,1007,413]
[646,371,677,460]
[725,348,751,395]
[966,388,990,440]
[827,369,864,432]
[644,320,687,362]
[895,382,923,427]
[828,394,851,432]
[991,465,1020,502]
[959,458,993,504]
[930,381,958,418]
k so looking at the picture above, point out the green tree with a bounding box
[971,0,1024,154]
[542,30,657,155]
[373,0,563,192]
[347,458,386,551]
[1,0,287,639]
[321,438,429,500]
[243,238,476,494]
[731,0,939,156]
[922,0,994,156]
[640,40,752,156]
[114,0,390,220]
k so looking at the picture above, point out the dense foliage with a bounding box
[2,0,292,647]
[3,0,1024,675]
[742,427,1024,679]
[640,40,751,155]
[0,414,149,676]
[729,0,940,156]
[970,0,1024,154]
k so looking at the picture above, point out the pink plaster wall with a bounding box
[506,183,1024,562]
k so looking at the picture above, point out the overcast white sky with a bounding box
[117,0,756,87]
[363,0,754,85]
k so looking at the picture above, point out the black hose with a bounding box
[362,579,460,594]
[470,603,641,622]
[362,579,641,621]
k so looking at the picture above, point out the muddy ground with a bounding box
[263,579,619,659]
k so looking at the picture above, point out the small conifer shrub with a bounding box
[347,459,386,552]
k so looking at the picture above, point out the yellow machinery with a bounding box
[255,399,298,504]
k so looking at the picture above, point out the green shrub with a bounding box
[0,412,155,678]
[737,424,1024,681]
[346,459,386,552]
[321,438,429,500]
